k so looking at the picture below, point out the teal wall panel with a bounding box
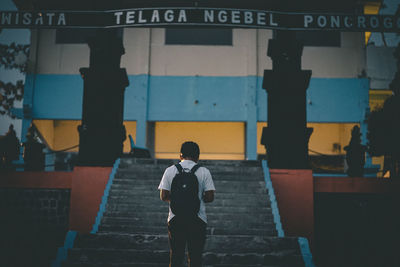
[29,74,369,123]
[31,74,83,120]
[147,76,251,121]
[306,78,369,123]
[256,77,369,123]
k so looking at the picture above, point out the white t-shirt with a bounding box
[158,160,215,223]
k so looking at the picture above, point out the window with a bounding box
[296,31,341,47]
[165,28,232,45]
[55,29,97,44]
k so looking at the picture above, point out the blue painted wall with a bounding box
[257,77,369,123]
[124,75,148,121]
[307,78,369,123]
[31,74,83,119]
[28,74,369,123]
[147,76,254,121]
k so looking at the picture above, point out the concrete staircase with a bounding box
[62,159,306,267]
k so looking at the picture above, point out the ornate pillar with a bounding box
[78,29,129,166]
[261,30,313,169]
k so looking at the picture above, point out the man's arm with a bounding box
[203,190,215,203]
[160,189,170,202]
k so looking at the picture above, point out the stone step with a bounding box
[106,197,271,207]
[118,163,263,170]
[111,180,267,192]
[64,263,167,267]
[118,160,172,168]
[104,204,272,214]
[107,191,269,201]
[116,168,264,174]
[118,164,263,171]
[115,178,267,186]
[115,171,264,180]
[116,169,264,176]
[63,263,284,267]
[117,161,263,171]
[111,184,267,194]
[106,191,270,204]
[73,233,299,254]
[105,198,271,211]
[99,217,275,229]
[101,211,273,222]
[110,183,266,191]
[101,217,274,228]
[98,225,277,236]
[65,248,303,266]
[119,158,261,168]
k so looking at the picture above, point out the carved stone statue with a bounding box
[344,125,366,177]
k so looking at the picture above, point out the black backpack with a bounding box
[170,164,201,218]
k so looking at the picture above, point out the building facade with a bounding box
[25,28,369,160]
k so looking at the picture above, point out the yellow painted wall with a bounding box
[257,122,359,155]
[155,122,245,160]
[34,120,136,153]
[308,123,359,155]
[34,120,80,151]
[53,120,80,152]
[372,155,385,177]
[123,121,137,153]
[369,90,392,111]
[33,119,376,160]
[33,120,55,149]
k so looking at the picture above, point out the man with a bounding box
[158,141,215,267]
[1,124,20,169]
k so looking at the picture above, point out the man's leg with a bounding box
[168,217,186,267]
[187,217,207,267]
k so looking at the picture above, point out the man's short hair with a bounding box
[180,141,200,159]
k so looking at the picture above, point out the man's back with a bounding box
[158,141,215,267]
[159,159,215,223]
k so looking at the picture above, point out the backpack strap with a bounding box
[190,164,201,174]
[175,163,183,174]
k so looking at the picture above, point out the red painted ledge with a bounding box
[269,169,314,246]
[0,167,111,233]
[314,176,400,194]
